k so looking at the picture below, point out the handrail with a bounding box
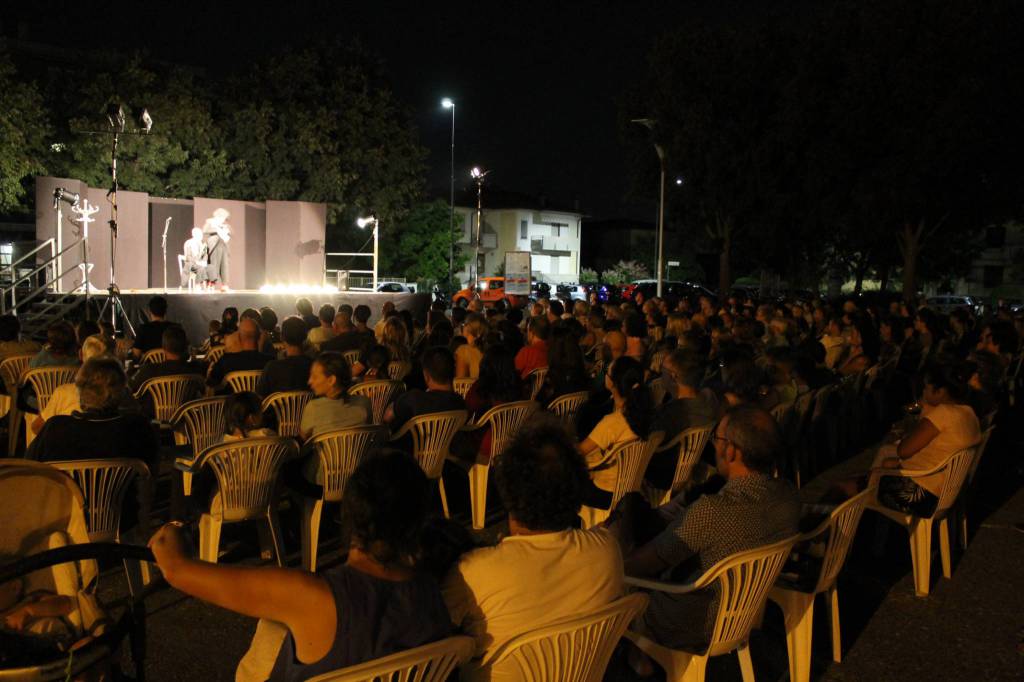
[2,239,86,315]
[2,239,56,277]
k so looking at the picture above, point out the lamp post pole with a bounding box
[442,98,456,290]
[474,176,483,286]
[631,118,666,298]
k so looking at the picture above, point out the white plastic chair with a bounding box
[306,635,475,682]
[485,593,649,682]
[140,348,167,365]
[205,345,226,365]
[22,365,79,446]
[458,401,539,529]
[342,349,361,368]
[768,488,873,682]
[580,431,664,528]
[300,426,385,572]
[387,360,412,381]
[547,390,589,430]
[261,390,314,438]
[865,445,977,597]
[224,369,263,394]
[648,376,668,406]
[183,436,298,565]
[135,374,205,424]
[171,396,229,496]
[0,353,32,454]
[527,366,548,400]
[958,425,995,548]
[349,380,403,425]
[625,535,799,682]
[48,458,153,543]
[453,377,475,399]
[390,410,468,517]
[645,423,715,507]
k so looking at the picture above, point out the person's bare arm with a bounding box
[149,524,334,663]
[896,417,940,459]
[31,415,44,435]
[624,541,670,578]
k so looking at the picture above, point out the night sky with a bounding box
[4,2,725,220]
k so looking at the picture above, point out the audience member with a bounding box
[385,346,465,430]
[258,316,314,396]
[133,296,179,358]
[207,318,275,389]
[299,352,371,440]
[295,298,319,329]
[308,304,337,347]
[222,392,276,442]
[32,334,118,434]
[129,326,204,394]
[514,316,549,379]
[29,321,79,369]
[454,313,486,379]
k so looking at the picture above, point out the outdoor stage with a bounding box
[99,289,431,346]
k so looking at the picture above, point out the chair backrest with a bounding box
[452,377,475,399]
[933,446,979,518]
[548,391,589,429]
[607,431,664,510]
[49,458,152,543]
[811,383,838,421]
[195,436,298,522]
[206,345,226,365]
[141,348,167,365]
[967,425,995,481]
[527,366,549,400]
[171,396,229,458]
[388,360,412,381]
[23,366,79,411]
[808,487,873,594]
[349,380,403,425]
[305,426,386,503]
[0,353,34,393]
[307,635,476,682]
[647,376,667,406]
[401,410,468,479]
[487,593,649,682]
[648,349,668,374]
[224,370,263,394]
[695,535,798,657]
[342,349,361,368]
[664,423,715,495]
[137,374,206,423]
[261,391,314,438]
[475,401,539,457]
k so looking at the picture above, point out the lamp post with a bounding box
[356,215,379,290]
[441,98,456,289]
[632,118,666,298]
[470,167,489,288]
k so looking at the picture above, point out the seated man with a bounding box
[622,404,800,657]
[321,305,373,353]
[207,318,275,390]
[0,313,40,363]
[513,316,550,380]
[258,316,314,396]
[384,346,465,430]
[132,295,180,359]
[643,348,717,491]
[129,326,205,394]
[443,418,623,679]
[307,303,337,347]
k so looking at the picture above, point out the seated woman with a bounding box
[359,344,391,381]
[300,352,372,440]
[149,450,452,681]
[867,360,980,515]
[452,345,522,465]
[577,356,654,509]
[622,312,648,363]
[222,391,277,442]
[837,316,879,376]
[539,325,589,404]
[28,321,80,370]
[454,313,486,379]
[31,334,118,435]
[354,317,410,379]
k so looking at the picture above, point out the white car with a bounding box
[926,295,980,315]
[557,284,588,302]
[376,281,415,293]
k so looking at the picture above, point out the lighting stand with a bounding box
[161,217,171,293]
[97,128,135,336]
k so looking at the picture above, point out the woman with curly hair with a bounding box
[455,312,487,379]
[150,450,452,681]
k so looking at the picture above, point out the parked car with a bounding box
[452,277,530,307]
[926,295,981,315]
[624,280,716,304]
[556,284,588,302]
[531,280,551,300]
[376,281,414,293]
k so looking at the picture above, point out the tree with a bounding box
[579,267,599,284]
[604,260,650,285]
[379,200,466,285]
[0,55,49,215]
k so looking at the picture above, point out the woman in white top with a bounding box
[577,357,657,509]
[31,334,113,437]
[454,313,486,379]
[871,360,980,515]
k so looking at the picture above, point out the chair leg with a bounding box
[827,586,842,663]
[678,652,706,682]
[468,463,489,530]
[181,471,193,497]
[301,497,324,573]
[265,511,285,567]
[908,519,933,597]
[438,478,450,518]
[958,508,969,550]
[736,645,755,682]
[198,514,222,564]
[7,406,21,456]
[938,516,953,579]
[771,588,815,682]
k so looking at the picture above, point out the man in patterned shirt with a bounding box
[623,404,801,654]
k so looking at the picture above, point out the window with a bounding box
[983,266,1003,288]
[490,279,503,289]
[521,220,528,239]
[551,225,560,237]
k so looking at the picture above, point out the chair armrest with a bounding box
[624,575,702,595]
[460,420,486,432]
[174,458,196,474]
[389,421,412,441]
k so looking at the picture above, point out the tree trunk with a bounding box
[853,257,868,296]
[899,221,924,302]
[878,262,891,292]
[718,230,731,296]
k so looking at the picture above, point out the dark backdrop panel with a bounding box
[244,204,267,289]
[149,200,195,288]
[117,291,430,347]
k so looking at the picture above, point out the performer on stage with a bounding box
[181,227,208,288]
[202,208,231,290]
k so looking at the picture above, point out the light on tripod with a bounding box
[140,108,153,134]
[107,103,126,131]
[356,215,377,228]
[471,167,483,179]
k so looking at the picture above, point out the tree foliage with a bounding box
[603,260,650,284]
[378,199,466,285]
[0,55,49,214]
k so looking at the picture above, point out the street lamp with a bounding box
[470,167,490,287]
[441,98,456,289]
[632,118,666,298]
[356,215,379,290]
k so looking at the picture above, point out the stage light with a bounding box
[107,103,126,131]
[441,97,454,109]
[140,108,153,133]
[356,216,377,228]
[471,167,481,179]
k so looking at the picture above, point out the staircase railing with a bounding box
[1,238,90,316]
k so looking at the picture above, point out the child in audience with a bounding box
[222,392,276,442]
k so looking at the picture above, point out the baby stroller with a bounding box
[0,460,150,681]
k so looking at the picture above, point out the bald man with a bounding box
[207,317,276,388]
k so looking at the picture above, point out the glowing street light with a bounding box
[469,167,490,286]
[356,215,379,290]
[441,97,456,287]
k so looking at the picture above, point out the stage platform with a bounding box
[76,289,431,347]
